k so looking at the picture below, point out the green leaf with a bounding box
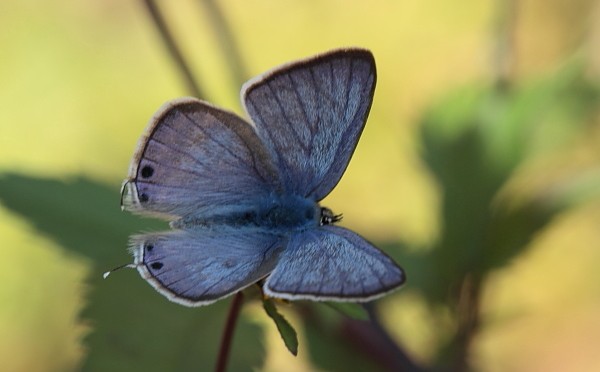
[262,298,298,356]
[416,63,600,306]
[324,302,369,321]
[0,173,266,371]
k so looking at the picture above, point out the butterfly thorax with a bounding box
[171,195,340,232]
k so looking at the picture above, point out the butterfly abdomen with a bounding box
[256,195,319,229]
[171,195,320,231]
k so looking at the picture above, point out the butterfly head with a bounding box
[320,207,342,226]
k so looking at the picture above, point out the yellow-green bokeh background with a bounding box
[1,0,600,371]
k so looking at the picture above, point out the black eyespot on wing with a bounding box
[145,244,154,252]
[140,165,154,178]
[139,193,149,202]
[150,262,163,270]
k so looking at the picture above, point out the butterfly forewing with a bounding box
[242,48,376,201]
[122,97,282,220]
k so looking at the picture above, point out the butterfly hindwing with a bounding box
[264,225,405,301]
[131,228,284,306]
[121,97,282,220]
[242,48,376,201]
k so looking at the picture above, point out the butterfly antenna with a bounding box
[103,263,136,279]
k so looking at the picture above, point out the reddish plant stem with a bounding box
[215,292,245,372]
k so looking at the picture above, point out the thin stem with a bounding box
[451,275,482,372]
[296,302,427,371]
[493,0,518,91]
[141,0,205,98]
[363,303,428,372]
[215,292,245,372]
[198,0,249,89]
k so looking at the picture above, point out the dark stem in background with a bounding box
[296,302,427,371]
[493,0,518,91]
[141,0,205,99]
[363,303,429,372]
[198,0,249,88]
[449,1,518,370]
[215,292,245,372]
[451,275,482,372]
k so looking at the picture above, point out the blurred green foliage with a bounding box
[416,62,600,368]
[420,62,599,297]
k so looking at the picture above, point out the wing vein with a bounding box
[145,137,211,170]
[248,98,288,182]
[288,74,315,134]
[306,68,368,199]
[266,82,310,154]
[179,111,249,167]
[137,158,205,178]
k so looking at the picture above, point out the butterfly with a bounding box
[119,48,405,306]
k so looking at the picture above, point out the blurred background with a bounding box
[1,0,600,371]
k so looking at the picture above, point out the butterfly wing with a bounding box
[121,97,282,220]
[264,225,405,302]
[241,48,376,201]
[130,228,284,306]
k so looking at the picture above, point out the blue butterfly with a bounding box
[120,48,405,306]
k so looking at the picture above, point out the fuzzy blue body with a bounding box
[171,195,320,231]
